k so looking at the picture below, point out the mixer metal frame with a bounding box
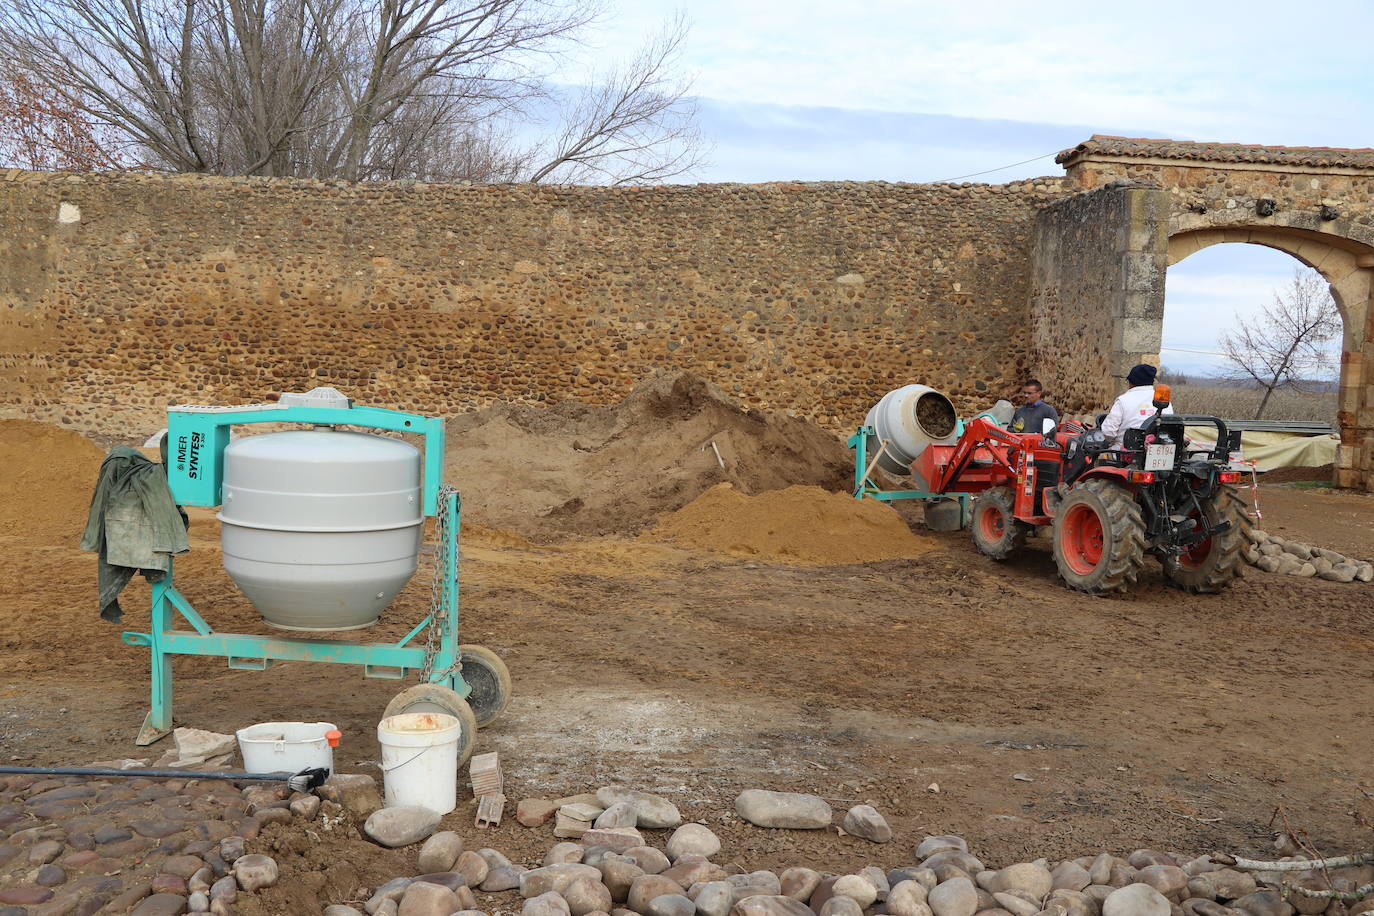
[121,398,468,746]
[848,424,970,524]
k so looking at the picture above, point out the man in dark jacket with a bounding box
[1009,379,1059,435]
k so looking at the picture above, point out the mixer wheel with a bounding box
[458,645,513,728]
[383,684,479,764]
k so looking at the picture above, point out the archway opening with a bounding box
[1162,242,1341,427]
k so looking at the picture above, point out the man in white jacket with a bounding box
[1101,364,1173,448]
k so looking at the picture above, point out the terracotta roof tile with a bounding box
[1055,134,1374,170]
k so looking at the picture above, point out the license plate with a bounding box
[1144,444,1176,471]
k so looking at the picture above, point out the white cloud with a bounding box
[594,0,1374,147]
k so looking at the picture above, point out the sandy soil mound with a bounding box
[0,419,107,546]
[646,482,939,565]
[444,372,852,537]
[1260,462,1333,484]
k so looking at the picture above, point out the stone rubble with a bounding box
[596,787,683,829]
[841,805,893,844]
[364,806,444,848]
[666,823,722,861]
[734,790,833,829]
[331,799,1369,916]
[4,770,1362,916]
[170,728,237,764]
[0,765,340,914]
[1244,529,1373,582]
[519,799,560,827]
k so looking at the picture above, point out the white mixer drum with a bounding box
[864,384,960,483]
[219,429,423,631]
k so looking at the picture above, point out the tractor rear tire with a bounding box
[1052,478,1146,596]
[1162,485,1252,593]
[971,487,1029,560]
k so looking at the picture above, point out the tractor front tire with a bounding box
[1052,478,1146,596]
[1161,485,1252,593]
[971,487,1029,560]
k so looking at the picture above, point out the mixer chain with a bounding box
[420,483,462,683]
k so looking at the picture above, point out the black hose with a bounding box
[0,765,329,791]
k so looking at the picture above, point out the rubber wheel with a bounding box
[1161,485,1252,593]
[382,684,479,765]
[971,487,1029,560]
[458,644,513,728]
[1051,478,1146,596]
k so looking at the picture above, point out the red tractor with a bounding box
[915,386,1253,595]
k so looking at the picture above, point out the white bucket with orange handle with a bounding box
[235,721,342,775]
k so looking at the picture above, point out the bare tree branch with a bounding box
[0,60,132,169]
[0,0,705,183]
[526,12,703,184]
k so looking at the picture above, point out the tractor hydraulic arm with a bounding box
[928,417,1023,494]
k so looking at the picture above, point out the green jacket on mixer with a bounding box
[80,446,189,623]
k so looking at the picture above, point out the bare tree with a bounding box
[0,0,703,183]
[1218,267,1342,419]
[0,60,130,169]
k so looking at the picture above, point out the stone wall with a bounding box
[0,170,1068,436]
[1029,184,1170,412]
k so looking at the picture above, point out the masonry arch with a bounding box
[1166,223,1374,470]
[1038,136,1374,488]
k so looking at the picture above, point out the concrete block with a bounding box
[924,498,964,532]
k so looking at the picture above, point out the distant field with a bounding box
[1167,384,1337,424]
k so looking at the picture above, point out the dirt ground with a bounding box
[4,485,1372,858]
[2,392,1372,912]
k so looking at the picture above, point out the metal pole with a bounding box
[441,488,464,694]
[139,559,175,746]
[854,439,890,499]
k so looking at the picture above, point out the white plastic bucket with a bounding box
[377,713,460,814]
[236,721,338,775]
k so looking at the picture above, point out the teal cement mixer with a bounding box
[120,387,509,761]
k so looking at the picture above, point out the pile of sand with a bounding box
[444,372,853,538]
[647,482,940,565]
[0,419,107,546]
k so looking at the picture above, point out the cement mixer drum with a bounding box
[864,385,960,481]
[218,428,423,631]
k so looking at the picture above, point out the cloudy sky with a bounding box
[581,0,1373,376]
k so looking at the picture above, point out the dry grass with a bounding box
[1170,385,1336,424]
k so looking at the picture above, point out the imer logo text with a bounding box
[176,432,205,479]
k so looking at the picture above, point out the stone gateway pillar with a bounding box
[1029,183,1171,412]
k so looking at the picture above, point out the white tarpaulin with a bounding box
[1186,429,1337,472]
